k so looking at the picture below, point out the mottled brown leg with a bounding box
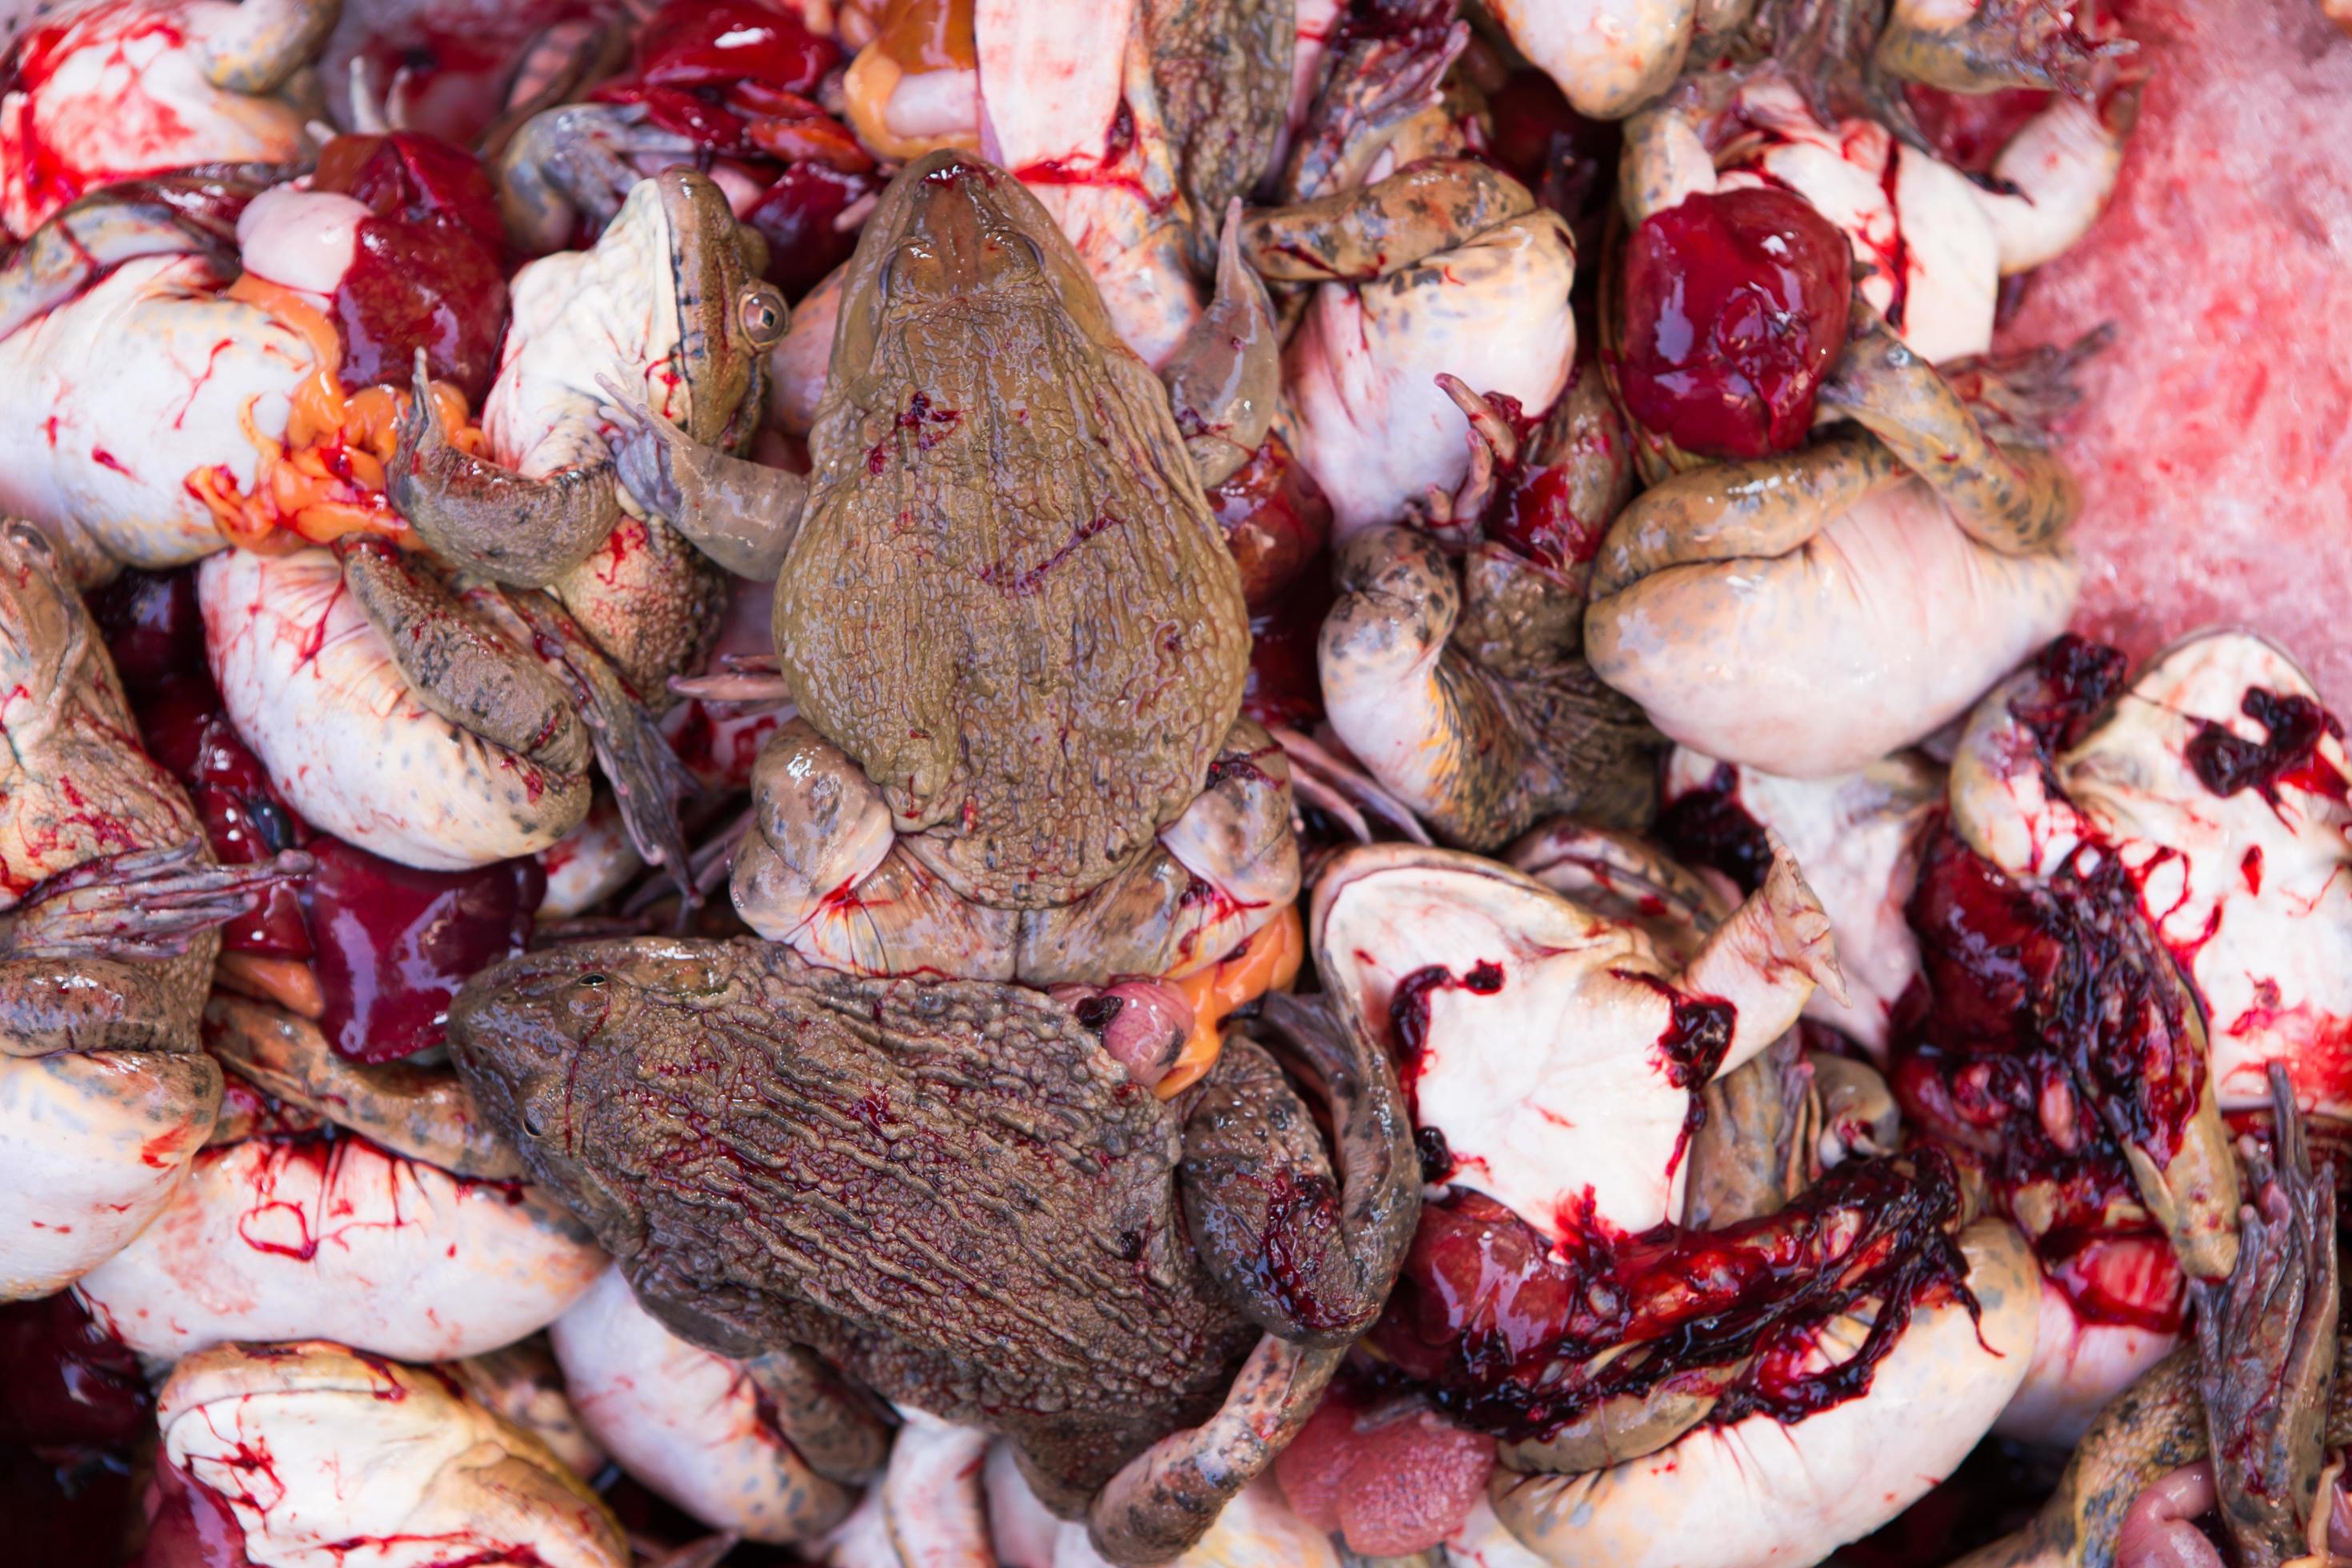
[335,535,593,778]
[1874,0,2132,95]
[1817,308,2079,556]
[389,354,621,587]
[0,842,311,964]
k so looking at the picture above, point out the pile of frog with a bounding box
[3,0,2349,1565]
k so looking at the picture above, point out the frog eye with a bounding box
[522,1103,550,1138]
[739,285,788,350]
[1007,231,1045,270]
[578,973,608,990]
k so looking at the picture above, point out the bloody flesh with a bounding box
[1616,186,1854,461]
[1371,1154,1975,1442]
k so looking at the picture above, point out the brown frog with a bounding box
[447,938,1419,1565]
[606,152,1292,984]
[370,170,786,878]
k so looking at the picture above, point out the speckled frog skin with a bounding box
[777,152,1252,910]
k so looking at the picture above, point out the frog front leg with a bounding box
[390,356,622,588]
[1818,303,2080,556]
[1084,991,1418,1565]
[198,0,342,94]
[2190,1066,2338,1568]
[0,841,310,963]
[602,381,809,582]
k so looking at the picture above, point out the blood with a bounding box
[1205,430,1333,612]
[2185,686,2350,809]
[1994,0,2352,708]
[630,0,833,94]
[746,160,877,300]
[2007,634,2129,754]
[1891,826,2203,1324]
[1615,186,1854,460]
[0,1291,148,1447]
[1370,1153,1975,1442]
[1658,762,1775,896]
[1904,84,2058,177]
[138,1457,255,1567]
[0,1292,148,1566]
[93,569,316,958]
[303,838,545,1064]
[310,134,509,400]
[1481,69,1620,244]
[1614,969,1738,1178]
[1238,563,1333,731]
[1386,961,1506,1122]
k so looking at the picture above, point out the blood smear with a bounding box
[1996,0,2352,702]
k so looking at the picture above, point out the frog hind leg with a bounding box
[1818,306,2082,557]
[389,355,622,588]
[1874,0,2134,97]
[1082,1335,1346,1566]
[498,590,699,898]
[0,176,254,341]
[334,536,594,781]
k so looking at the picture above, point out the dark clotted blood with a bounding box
[1206,430,1333,611]
[1892,824,2202,1327]
[1371,1153,1974,1442]
[1994,1,2352,708]
[1903,85,2057,177]
[1240,563,1334,731]
[311,133,509,401]
[1617,187,1854,460]
[1483,69,1619,234]
[1612,969,1737,1178]
[1658,762,1774,896]
[94,570,314,958]
[2008,634,2128,754]
[2185,687,2350,809]
[0,1291,147,1447]
[1386,962,1506,1116]
[304,838,544,1063]
[0,1292,149,1566]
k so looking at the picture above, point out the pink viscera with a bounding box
[1277,1386,1494,1557]
[2114,1464,2224,1568]
[1618,188,1853,461]
[1996,0,2352,707]
[0,0,309,238]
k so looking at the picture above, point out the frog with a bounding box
[368,169,786,878]
[445,936,1422,1566]
[601,151,1294,985]
[0,520,307,1299]
[1584,301,2083,778]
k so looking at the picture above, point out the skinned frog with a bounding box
[611,153,1293,984]
[369,170,786,876]
[1585,302,2081,778]
[0,521,306,1299]
[447,938,1421,1566]
[1317,367,1659,852]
